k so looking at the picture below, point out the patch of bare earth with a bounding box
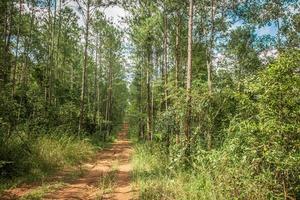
[1,124,136,200]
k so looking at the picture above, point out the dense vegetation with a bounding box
[0,0,128,188]
[126,0,300,199]
[0,0,299,199]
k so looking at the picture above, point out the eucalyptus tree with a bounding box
[126,0,162,140]
[75,0,117,132]
[184,0,194,144]
[91,11,106,126]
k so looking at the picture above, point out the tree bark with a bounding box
[184,0,194,143]
[146,48,152,141]
[139,62,144,140]
[175,12,181,89]
[97,37,102,127]
[163,13,168,110]
[79,0,90,132]
[12,0,23,97]
[207,0,215,97]
[105,50,113,139]
[206,0,216,150]
[1,1,13,87]
[93,34,99,124]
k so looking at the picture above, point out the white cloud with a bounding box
[259,48,278,64]
[103,6,129,29]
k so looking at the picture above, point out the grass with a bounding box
[132,142,272,200]
[132,142,219,200]
[96,161,118,199]
[20,182,66,200]
[0,130,112,196]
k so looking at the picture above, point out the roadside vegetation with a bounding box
[127,0,299,199]
[0,0,299,199]
[130,51,300,200]
[0,0,127,195]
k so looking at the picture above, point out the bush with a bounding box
[133,51,300,199]
[0,131,95,182]
[224,50,300,198]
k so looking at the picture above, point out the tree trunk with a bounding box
[54,0,62,106]
[206,0,215,150]
[175,12,181,89]
[105,55,113,139]
[146,49,152,141]
[79,0,90,132]
[207,0,215,97]
[184,0,194,143]
[12,0,23,97]
[24,0,35,85]
[139,62,144,140]
[93,34,99,124]
[163,14,168,110]
[175,11,182,144]
[1,1,13,87]
[97,37,102,127]
[49,0,57,105]
[18,0,35,121]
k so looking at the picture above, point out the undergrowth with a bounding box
[98,161,119,196]
[133,142,277,200]
[0,128,114,194]
[20,182,66,200]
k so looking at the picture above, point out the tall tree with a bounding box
[184,0,194,142]
[78,0,91,132]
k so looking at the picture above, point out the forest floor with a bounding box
[1,125,136,200]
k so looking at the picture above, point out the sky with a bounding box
[256,24,278,37]
[232,20,278,37]
[103,6,129,29]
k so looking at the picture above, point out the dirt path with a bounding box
[2,124,135,200]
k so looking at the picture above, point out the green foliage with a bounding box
[130,45,300,198]
[225,50,300,198]
[0,130,95,181]
[20,182,65,200]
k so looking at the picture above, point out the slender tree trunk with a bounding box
[49,0,57,105]
[54,0,62,106]
[105,81,109,141]
[19,0,35,121]
[45,0,51,106]
[105,55,113,139]
[93,35,99,124]
[79,0,90,132]
[70,65,73,90]
[163,14,168,110]
[206,0,216,150]
[160,52,164,112]
[207,0,215,97]
[175,11,182,144]
[175,12,181,89]
[151,80,154,141]
[97,37,102,127]
[139,63,144,140]
[24,0,35,85]
[1,1,13,87]
[184,0,194,143]
[12,0,23,97]
[146,49,152,141]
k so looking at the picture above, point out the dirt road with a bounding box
[2,124,135,200]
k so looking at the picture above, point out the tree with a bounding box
[184,0,194,143]
[77,0,91,132]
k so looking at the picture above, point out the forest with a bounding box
[0,0,299,199]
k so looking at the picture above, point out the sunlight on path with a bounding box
[44,124,135,200]
[2,124,135,200]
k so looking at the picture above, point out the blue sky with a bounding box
[232,20,278,37]
[256,23,278,37]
